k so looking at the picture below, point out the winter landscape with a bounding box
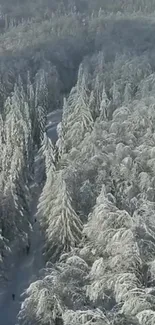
[1,1,155,324]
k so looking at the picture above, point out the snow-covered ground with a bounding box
[46,109,62,143]
[0,109,62,325]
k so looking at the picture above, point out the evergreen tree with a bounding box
[63,66,93,152]
[38,171,83,261]
[39,132,55,174]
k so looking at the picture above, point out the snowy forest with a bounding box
[1,0,155,324]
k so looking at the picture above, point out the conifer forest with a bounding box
[1,1,155,324]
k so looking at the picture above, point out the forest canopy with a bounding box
[1,1,155,325]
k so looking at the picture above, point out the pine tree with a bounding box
[18,255,88,325]
[99,84,110,120]
[124,83,132,104]
[38,171,83,261]
[35,69,48,111]
[63,67,94,152]
[39,133,55,174]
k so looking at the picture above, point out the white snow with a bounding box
[46,109,62,143]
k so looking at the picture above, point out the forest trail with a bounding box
[0,109,62,325]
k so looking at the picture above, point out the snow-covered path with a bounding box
[46,109,62,143]
[0,109,62,325]
[0,224,44,325]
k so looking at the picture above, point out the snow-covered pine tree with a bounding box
[18,255,89,325]
[39,132,55,174]
[35,69,48,111]
[99,84,110,120]
[4,91,32,178]
[63,65,94,152]
[38,171,83,261]
[84,185,146,314]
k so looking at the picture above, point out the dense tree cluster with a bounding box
[1,0,155,23]
[1,0,155,324]
[0,70,50,285]
[18,32,155,325]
